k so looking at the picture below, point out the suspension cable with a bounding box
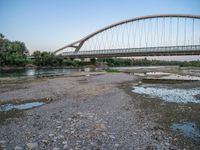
[176,18,179,46]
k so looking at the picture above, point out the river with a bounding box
[0,67,102,78]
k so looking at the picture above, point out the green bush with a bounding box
[0,33,28,67]
[98,58,200,67]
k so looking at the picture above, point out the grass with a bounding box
[105,69,121,73]
[0,110,23,124]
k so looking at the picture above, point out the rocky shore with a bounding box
[0,72,199,149]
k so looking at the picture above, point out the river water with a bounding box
[0,68,100,78]
[0,101,45,111]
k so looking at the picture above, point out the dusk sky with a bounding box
[1,0,200,55]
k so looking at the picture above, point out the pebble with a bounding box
[53,137,58,142]
[68,118,72,121]
[26,142,38,149]
[94,123,107,131]
[56,126,62,129]
[109,135,115,139]
[41,140,48,144]
[58,135,64,139]
[14,146,23,150]
[0,140,6,145]
[52,148,60,150]
[102,132,107,136]
[64,130,69,133]
[56,121,61,124]
[62,141,68,145]
[164,142,170,146]
[90,142,97,146]
[63,144,68,149]
[71,131,75,134]
[49,134,54,137]
[115,144,120,147]
[132,132,137,135]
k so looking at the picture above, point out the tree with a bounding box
[32,51,64,66]
[0,33,28,66]
[0,33,4,39]
[0,33,5,51]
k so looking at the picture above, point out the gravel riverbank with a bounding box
[0,72,198,149]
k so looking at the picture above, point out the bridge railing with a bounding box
[62,45,200,56]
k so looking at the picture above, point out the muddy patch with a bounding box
[0,110,23,124]
[142,78,198,84]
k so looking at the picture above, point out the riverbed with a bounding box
[0,66,199,149]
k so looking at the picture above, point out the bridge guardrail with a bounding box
[62,45,200,56]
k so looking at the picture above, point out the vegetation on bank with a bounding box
[0,33,200,68]
[0,33,28,66]
[0,33,97,67]
[31,51,96,67]
[32,51,64,66]
[98,58,200,67]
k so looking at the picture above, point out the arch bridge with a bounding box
[54,14,200,58]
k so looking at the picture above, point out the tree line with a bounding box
[0,33,79,67]
[0,33,28,66]
[97,58,200,67]
[0,33,200,68]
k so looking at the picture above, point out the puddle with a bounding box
[0,98,51,123]
[0,101,45,111]
[132,86,200,103]
[171,122,200,141]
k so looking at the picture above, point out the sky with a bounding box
[1,0,200,54]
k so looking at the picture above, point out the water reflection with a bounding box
[171,122,200,141]
[0,102,45,111]
[26,69,35,76]
[0,68,101,78]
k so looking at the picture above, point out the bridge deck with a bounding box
[62,45,200,58]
